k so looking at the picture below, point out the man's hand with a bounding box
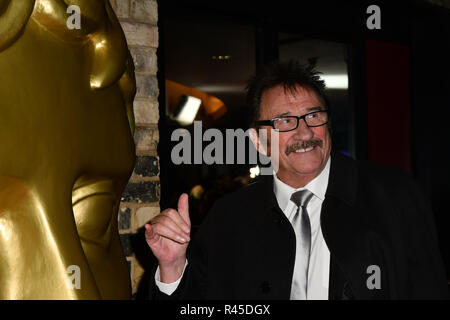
[145,193,191,283]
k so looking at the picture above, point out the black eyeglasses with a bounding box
[254,110,329,132]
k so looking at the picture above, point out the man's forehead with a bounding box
[260,85,323,115]
[263,84,320,101]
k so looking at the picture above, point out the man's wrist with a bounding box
[159,257,187,283]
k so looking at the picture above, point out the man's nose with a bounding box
[293,118,313,140]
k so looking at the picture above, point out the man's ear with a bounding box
[249,128,269,156]
[0,0,36,51]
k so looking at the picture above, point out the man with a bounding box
[145,61,448,299]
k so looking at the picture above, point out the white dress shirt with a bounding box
[273,157,331,300]
[155,260,188,295]
[156,158,331,298]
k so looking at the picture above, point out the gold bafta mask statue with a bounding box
[0,0,136,299]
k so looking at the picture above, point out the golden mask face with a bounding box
[0,0,136,299]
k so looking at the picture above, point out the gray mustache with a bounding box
[285,140,323,155]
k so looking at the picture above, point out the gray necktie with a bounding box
[289,189,314,300]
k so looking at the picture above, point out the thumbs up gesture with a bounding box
[145,193,191,283]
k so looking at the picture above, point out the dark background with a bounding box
[155,0,450,284]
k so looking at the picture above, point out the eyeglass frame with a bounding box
[254,109,330,132]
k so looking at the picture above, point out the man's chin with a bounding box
[292,164,323,176]
[289,156,325,176]
[275,165,323,186]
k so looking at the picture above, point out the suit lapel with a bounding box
[249,175,297,299]
[321,151,385,299]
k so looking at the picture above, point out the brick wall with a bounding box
[110,0,160,297]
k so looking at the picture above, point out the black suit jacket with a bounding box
[150,152,449,299]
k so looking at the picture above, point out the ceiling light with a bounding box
[320,74,348,89]
[211,55,231,60]
[249,165,260,179]
[173,95,202,125]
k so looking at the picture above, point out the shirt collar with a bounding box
[273,156,331,211]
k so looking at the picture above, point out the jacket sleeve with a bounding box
[148,263,192,300]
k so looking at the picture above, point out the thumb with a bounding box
[177,193,190,226]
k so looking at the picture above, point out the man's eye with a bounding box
[307,113,318,119]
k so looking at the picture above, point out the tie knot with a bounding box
[290,189,314,208]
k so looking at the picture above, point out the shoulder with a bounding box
[192,176,273,242]
[330,152,421,202]
[202,175,272,224]
[333,151,414,187]
[351,156,424,205]
[357,158,413,185]
[212,175,272,210]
